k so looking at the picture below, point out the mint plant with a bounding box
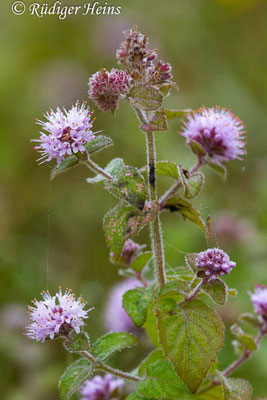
[27,26,266,400]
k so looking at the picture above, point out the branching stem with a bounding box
[82,157,112,180]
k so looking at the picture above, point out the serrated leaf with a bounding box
[103,202,148,260]
[58,358,93,400]
[84,135,113,155]
[156,299,225,393]
[202,279,227,305]
[239,313,261,328]
[127,393,150,400]
[137,359,195,400]
[230,324,257,351]
[105,165,147,210]
[92,332,137,361]
[64,332,90,353]
[140,111,168,132]
[156,160,180,179]
[131,252,153,272]
[157,279,190,299]
[123,285,154,327]
[164,194,206,234]
[51,156,79,180]
[129,85,163,111]
[207,162,227,181]
[223,378,252,400]
[138,349,165,376]
[182,172,205,199]
[164,109,192,119]
[87,158,124,184]
[198,385,225,399]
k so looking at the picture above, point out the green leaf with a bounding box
[87,158,124,184]
[223,378,252,400]
[103,201,148,260]
[58,358,93,400]
[164,109,191,119]
[105,165,147,210]
[164,194,207,234]
[138,349,165,376]
[129,85,163,111]
[92,332,137,361]
[182,172,205,199]
[141,111,168,132]
[64,332,90,353]
[157,279,190,299]
[123,285,154,327]
[207,162,227,181]
[137,359,195,400]
[131,252,153,272]
[156,160,180,179]
[198,385,225,399]
[127,393,150,400]
[239,313,261,328]
[202,279,227,305]
[228,288,238,297]
[51,156,79,180]
[230,324,257,351]
[185,254,198,273]
[189,140,207,157]
[156,299,225,393]
[159,82,176,97]
[84,135,113,155]
[144,302,160,347]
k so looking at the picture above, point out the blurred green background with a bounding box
[1,0,267,398]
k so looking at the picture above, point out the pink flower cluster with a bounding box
[149,60,172,84]
[180,107,246,165]
[80,374,124,400]
[26,289,91,342]
[88,68,131,112]
[32,103,95,165]
[195,248,236,280]
[249,285,267,321]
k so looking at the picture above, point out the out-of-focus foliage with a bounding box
[0,0,267,398]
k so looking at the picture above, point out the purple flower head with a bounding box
[110,239,143,266]
[249,285,267,321]
[26,288,92,342]
[149,60,173,84]
[32,102,95,166]
[88,68,131,112]
[80,374,124,400]
[195,248,236,280]
[180,107,246,165]
[104,278,142,332]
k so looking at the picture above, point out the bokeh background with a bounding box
[1,0,267,398]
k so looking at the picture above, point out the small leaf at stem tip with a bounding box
[202,279,227,305]
[163,194,207,234]
[230,324,257,351]
[182,171,205,199]
[105,165,147,210]
[84,135,113,155]
[189,140,207,157]
[138,349,165,376]
[228,288,238,297]
[92,332,137,361]
[51,155,79,180]
[129,85,163,111]
[156,160,180,179]
[58,358,93,400]
[123,285,154,327]
[164,109,192,119]
[239,313,262,328]
[140,111,168,132]
[130,251,153,272]
[87,158,124,184]
[156,299,225,393]
[103,201,151,260]
[207,161,227,181]
[158,82,177,97]
[222,377,253,400]
[64,332,90,353]
[137,359,195,400]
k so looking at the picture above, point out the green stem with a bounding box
[145,131,166,287]
[82,156,112,180]
[80,351,141,382]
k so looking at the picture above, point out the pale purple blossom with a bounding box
[180,107,246,164]
[26,289,91,342]
[195,248,236,280]
[32,102,95,166]
[88,68,131,112]
[149,60,172,83]
[104,278,142,332]
[249,285,267,320]
[80,374,124,400]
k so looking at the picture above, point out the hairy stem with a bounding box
[179,278,208,306]
[145,131,166,287]
[80,350,141,382]
[82,157,112,180]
